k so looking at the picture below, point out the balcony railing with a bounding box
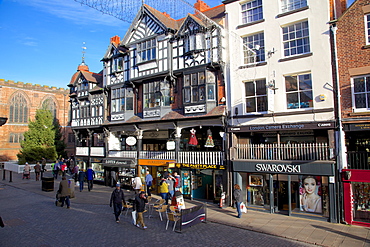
[107,150,224,165]
[347,151,370,170]
[231,143,332,161]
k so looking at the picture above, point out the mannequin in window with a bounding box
[204,128,215,148]
[188,128,198,147]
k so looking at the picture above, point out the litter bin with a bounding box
[42,177,54,192]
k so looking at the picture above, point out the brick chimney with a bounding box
[110,35,120,45]
[194,0,210,12]
[162,12,170,18]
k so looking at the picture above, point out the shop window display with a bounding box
[352,182,370,224]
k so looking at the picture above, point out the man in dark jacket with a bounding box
[134,191,148,229]
[110,184,126,223]
[86,167,95,191]
[59,177,71,209]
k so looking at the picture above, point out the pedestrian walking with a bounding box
[58,177,71,209]
[23,162,31,179]
[134,191,148,229]
[110,184,126,223]
[233,184,242,218]
[166,175,175,201]
[132,176,142,194]
[41,157,47,172]
[145,171,153,196]
[86,167,95,191]
[78,169,86,192]
[34,162,42,181]
[61,163,67,177]
[53,161,60,179]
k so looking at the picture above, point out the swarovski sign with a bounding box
[255,163,301,173]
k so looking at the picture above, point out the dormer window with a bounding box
[137,38,157,63]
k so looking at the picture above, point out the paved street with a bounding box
[0,183,313,247]
[1,170,369,247]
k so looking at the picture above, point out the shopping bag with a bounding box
[76,181,80,187]
[131,211,137,225]
[240,202,247,213]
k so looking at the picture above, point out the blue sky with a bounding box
[0,0,355,89]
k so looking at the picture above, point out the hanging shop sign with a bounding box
[166,141,176,150]
[175,163,226,170]
[126,136,137,146]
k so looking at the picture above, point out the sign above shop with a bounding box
[175,163,226,170]
[126,136,137,146]
[103,158,136,168]
[347,123,370,131]
[139,159,175,166]
[233,160,335,176]
[229,122,334,132]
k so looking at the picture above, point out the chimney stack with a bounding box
[194,0,210,13]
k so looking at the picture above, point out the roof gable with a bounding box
[122,5,178,45]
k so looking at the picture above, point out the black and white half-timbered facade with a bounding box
[68,62,105,182]
[69,1,228,200]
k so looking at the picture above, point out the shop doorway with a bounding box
[274,174,300,214]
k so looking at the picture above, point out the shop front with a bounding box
[342,169,370,227]
[233,160,338,222]
[102,158,136,188]
[138,159,175,194]
[172,163,227,201]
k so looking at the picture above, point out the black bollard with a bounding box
[9,171,12,182]
[2,169,5,180]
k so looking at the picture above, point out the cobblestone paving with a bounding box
[0,184,314,247]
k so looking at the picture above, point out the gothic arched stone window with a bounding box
[42,98,57,118]
[9,92,28,123]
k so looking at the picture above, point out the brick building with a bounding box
[0,79,74,161]
[335,0,370,227]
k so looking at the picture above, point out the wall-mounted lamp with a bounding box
[234,107,239,116]
[267,48,276,58]
[220,97,226,103]
[319,94,327,101]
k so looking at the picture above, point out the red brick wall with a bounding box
[0,79,72,161]
[336,0,370,119]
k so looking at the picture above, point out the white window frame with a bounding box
[244,79,268,113]
[282,20,310,57]
[365,14,370,45]
[351,75,370,112]
[243,32,265,64]
[137,38,157,63]
[241,0,263,25]
[285,72,313,109]
[111,88,134,113]
[281,0,307,13]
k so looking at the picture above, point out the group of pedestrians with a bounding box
[158,171,181,205]
[109,184,148,229]
[76,167,95,192]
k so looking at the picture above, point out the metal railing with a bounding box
[232,143,331,161]
[347,151,370,170]
[107,150,224,165]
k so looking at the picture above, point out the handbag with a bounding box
[240,202,247,213]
